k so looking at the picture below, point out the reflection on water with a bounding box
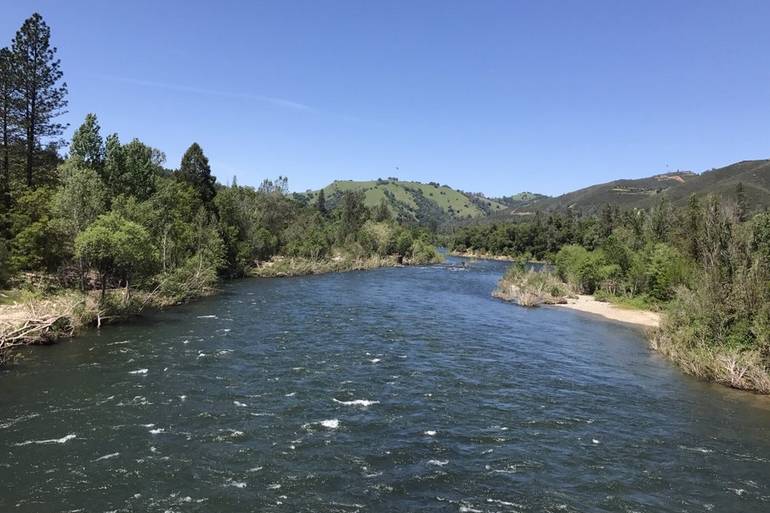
[1,257,769,512]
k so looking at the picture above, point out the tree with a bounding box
[101,133,124,198]
[177,142,216,206]
[8,187,68,273]
[339,190,368,242]
[52,162,107,237]
[70,113,103,169]
[0,48,16,210]
[258,175,288,195]
[373,197,391,222]
[75,212,156,300]
[736,182,747,222]
[11,13,68,187]
[317,188,327,216]
[52,162,107,288]
[101,137,162,200]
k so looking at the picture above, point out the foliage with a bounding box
[494,262,569,306]
[177,142,216,206]
[458,194,770,390]
[0,12,441,342]
[11,13,68,186]
[52,161,107,237]
[69,114,103,169]
[409,238,443,264]
[8,187,68,273]
[75,212,157,296]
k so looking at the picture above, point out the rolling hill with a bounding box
[301,158,770,227]
[303,179,509,225]
[492,159,770,218]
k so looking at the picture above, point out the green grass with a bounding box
[593,290,660,311]
[305,179,507,222]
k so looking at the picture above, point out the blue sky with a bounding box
[2,1,770,196]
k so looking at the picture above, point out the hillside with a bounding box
[493,159,770,217]
[302,159,770,227]
[304,179,509,226]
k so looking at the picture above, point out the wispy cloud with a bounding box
[89,74,314,112]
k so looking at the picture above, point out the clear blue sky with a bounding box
[2,1,770,196]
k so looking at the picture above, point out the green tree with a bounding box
[101,137,163,201]
[11,13,68,187]
[52,162,107,288]
[8,187,68,272]
[339,190,368,242]
[373,197,392,222]
[101,133,124,198]
[317,188,327,216]
[0,48,16,210]
[122,138,163,200]
[177,142,216,206]
[145,177,201,271]
[69,113,103,169]
[646,243,688,301]
[52,162,107,237]
[75,212,156,299]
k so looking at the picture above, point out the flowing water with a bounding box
[1,258,769,512]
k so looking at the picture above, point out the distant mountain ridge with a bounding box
[516,159,770,214]
[303,158,770,226]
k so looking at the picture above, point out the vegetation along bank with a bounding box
[0,14,441,363]
[456,196,770,393]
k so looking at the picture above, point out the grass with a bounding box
[650,331,770,393]
[305,179,507,220]
[250,254,399,278]
[493,265,570,306]
[593,290,661,311]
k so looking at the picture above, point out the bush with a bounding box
[554,245,606,294]
[494,263,569,306]
[409,239,442,264]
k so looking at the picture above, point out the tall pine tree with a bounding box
[0,48,15,208]
[11,13,68,187]
[178,142,216,206]
[317,188,327,216]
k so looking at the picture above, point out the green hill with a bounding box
[304,179,509,225]
[490,159,770,217]
[301,159,770,227]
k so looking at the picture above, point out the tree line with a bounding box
[450,195,770,390]
[0,13,439,304]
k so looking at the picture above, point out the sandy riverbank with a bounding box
[551,295,660,328]
[448,250,518,262]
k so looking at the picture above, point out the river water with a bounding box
[1,257,769,512]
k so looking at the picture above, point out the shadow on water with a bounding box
[1,257,769,512]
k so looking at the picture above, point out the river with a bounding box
[1,257,769,512]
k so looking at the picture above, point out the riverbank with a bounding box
[0,286,207,365]
[449,250,519,262]
[551,294,660,328]
[493,270,660,328]
[491,265,770,393]
[1,254,443,363]
[251,254,400,278]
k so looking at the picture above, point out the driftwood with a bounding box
[1,314,73,349]
[0,300,81,358]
